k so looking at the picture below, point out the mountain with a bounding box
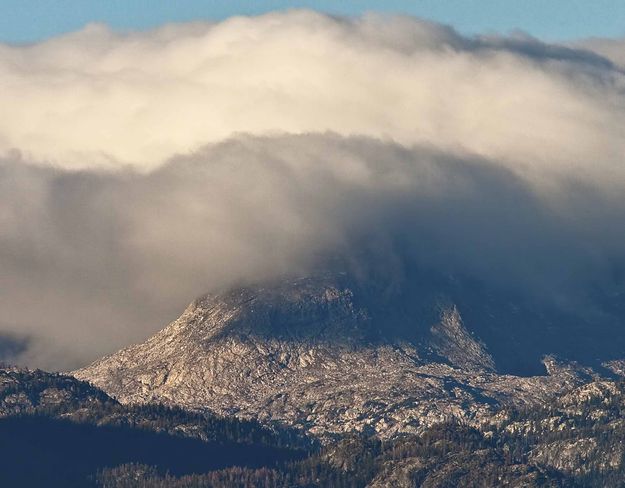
[74,271,611,440]
[91,377,625,487]
[4,366,625,486]
[6,270,625,486]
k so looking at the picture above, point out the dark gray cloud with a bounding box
[574,37,625,69]
[2,134,625,369]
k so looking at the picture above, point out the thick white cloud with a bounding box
[0,11,624,369]
[1,12,623,182]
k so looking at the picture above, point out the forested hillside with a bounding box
[2,368,625,487]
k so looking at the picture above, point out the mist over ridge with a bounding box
[1,11,625,369]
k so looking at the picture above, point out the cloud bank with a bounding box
[1,11,624,369]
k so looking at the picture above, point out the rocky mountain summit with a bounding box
[74,272,608,440]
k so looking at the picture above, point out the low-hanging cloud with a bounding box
[1,11,624,369]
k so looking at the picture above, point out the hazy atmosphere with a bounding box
[2,11,625,369]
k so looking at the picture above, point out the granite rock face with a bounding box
[74,273,600,439]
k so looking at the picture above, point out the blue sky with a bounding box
[1,0,624,44]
